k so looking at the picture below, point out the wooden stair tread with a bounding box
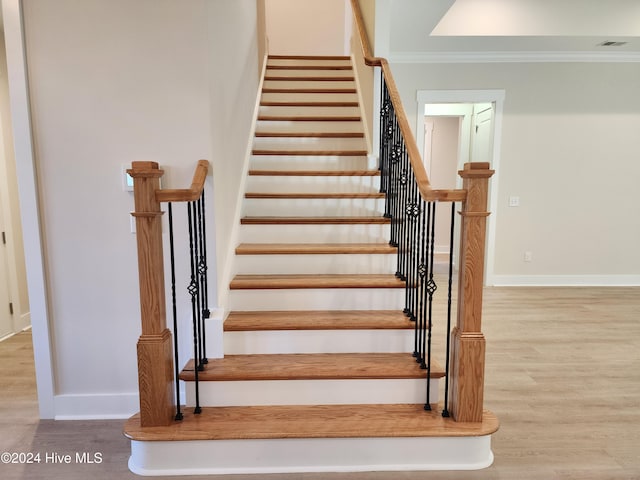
[264,76,355,82]
[241,216,389,225]
[124,404,499,441]
[235,243,396,255]
[244,192,384,199]
[262,88,356,94]
[260,101,359,107]
[252,149,367,156]
[266,65,353,71]
[268,55,351,60]
[224,310,412,331]
[180,353,442,381]
[255,131,363,137]
[248,170,379,177]
[230,274,405,290]
[258,115,360,122]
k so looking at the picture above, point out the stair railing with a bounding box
[128,160,210,427]
[350,0,494,422]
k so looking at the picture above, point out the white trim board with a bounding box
[2,0,56,419]
[391,51,640,64]
[490,275,640,287]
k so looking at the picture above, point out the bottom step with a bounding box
[125,404,498,476]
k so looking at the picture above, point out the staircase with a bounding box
[124,56,497,476]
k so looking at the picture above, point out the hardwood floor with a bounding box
[1,286,639,479]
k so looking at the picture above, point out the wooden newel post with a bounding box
[449,162,494,422]
[128,161,175,427]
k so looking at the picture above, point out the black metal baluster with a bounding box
[187,202,201,414]
[424,202,438,411]
[198,192,209,365]
[406,170,419,322]
[415,198,427,364]
[167,203,183,421]
[419,200,432,366]
[442,202,456,418]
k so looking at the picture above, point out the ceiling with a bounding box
[389,0,640,61]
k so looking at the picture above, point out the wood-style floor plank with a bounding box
[179,353,443,381]
[224,310,413,331]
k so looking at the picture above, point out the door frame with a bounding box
[416,89,505,285]
[2,0,55,418]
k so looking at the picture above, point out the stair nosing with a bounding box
[244,192,384,199]
[240,216,390,225]
[180,353,442,382]
[230,273,405,290]
[247,170,380,177]
[254,131,364,138]
[224,310,412,331]
[235,243,396,255]
[252,149,368,157]
[262,88,357,94]
[257,115,361,122]
[264,76,356,82]
[124,404,499,442]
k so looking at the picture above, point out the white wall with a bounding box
[392,61,640,285]
[265,0,348,55]
[23,0,260,418]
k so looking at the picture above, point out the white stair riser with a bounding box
[239,223,390,243]
[246,175,380,193]
[261,92,359,103]
[185,378,439,407]
[224,329,413,354]
[253,136,365,151]
[243,197,385,217]
[234,253,396,275]
[249,155,372,171]
[259,105,360,117]
[228,287,404,311]
[256,120,363,134]
[129,436,494,475]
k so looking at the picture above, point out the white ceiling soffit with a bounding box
[389,0,640,62]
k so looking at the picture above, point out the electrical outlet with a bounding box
[509,196,520,207]
[524,251,533,262]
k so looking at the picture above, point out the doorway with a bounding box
[416,90,505,285]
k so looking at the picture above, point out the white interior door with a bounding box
[471,104,494,164]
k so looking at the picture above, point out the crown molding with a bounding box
[390,51,640,64]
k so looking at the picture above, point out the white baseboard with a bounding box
[489,274,640,287]
[54,393,139,420]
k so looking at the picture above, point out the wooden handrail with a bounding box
[155,159,210,203]
[349,0,465,203]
